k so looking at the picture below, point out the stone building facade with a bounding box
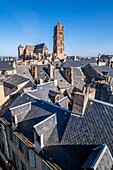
[18,43,49,61]
[53,22,65,60]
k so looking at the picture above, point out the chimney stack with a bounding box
[50,64,54,79]
[72,92,88,116]
[71,67,74,85]
[54,79,57,87]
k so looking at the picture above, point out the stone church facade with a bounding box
[18,43,49,61]
[18,22,65,61]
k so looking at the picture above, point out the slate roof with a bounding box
[82,64,100,80]
[3,74,29,86]
[42,144,103,170]
[62,59,96,68]
[28,81,59,101]
[60,99,113,155]
[1,89,71,143]
[41,98,113,169]
[16,99,71,143]
[16,65,34,82]
[9,93,36,108]
[92,65,113,78]
[73,67,85,89]
[1,74,113,169]
[35,43,48,50]
[0,60,14,71]
[25,45,35,51]
[82,145,106,169]
[55,69,72,89]
[35,64,49,80]
[3,74,30,97]
[34,114,56,144]
[16,104,52,142]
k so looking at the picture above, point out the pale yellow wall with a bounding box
[0,81,29,107]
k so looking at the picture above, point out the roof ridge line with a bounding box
[56,96,68,103]
[10,101,31,111]
[33,113,56,129]
[89,98,113,108]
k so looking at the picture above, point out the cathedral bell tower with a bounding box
[18,44,24,59]
[53,22,64,60]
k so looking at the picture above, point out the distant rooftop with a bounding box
[62,59,97,68]
[4,74,29,86]
[0,60,14,70]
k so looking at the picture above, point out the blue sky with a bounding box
[0,0,113,57]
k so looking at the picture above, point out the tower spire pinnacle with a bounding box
[58,21,60,25]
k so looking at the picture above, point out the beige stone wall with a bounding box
[8,138,42,170]
[18,47,24,58]
[0,84,9,106]
[0,81,29,107]
[0,70,15,75]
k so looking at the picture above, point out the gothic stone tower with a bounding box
[18,44,24,59]
[53,22,64,60]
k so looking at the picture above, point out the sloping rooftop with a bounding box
[42,144,104,170]
[41,98,113,169]
[16,99,71,143]
[16,65,34,82]
[1,87,113,169]
[73,67,85,89]
[82,145,111,169]
[55,70,72,89]
[35,64,49,80]
[62,59,97,68]
[92,65,113,78]
[82,64,101,80]
[28,81,59,101]
[3,74,29,86]
[0,60,14,71]
[25,45,35,51]
[9,93,36,109]
[60,99,113,155]
[35,43,48,50]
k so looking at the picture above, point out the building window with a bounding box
[11,132,19,147]
[8,147,13,160]
[5,126,10,139]
[28,149,35,167]
[21,161,27,170]
[19,140,26,154]
[60,48,62,53]
[15,156,22,170]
